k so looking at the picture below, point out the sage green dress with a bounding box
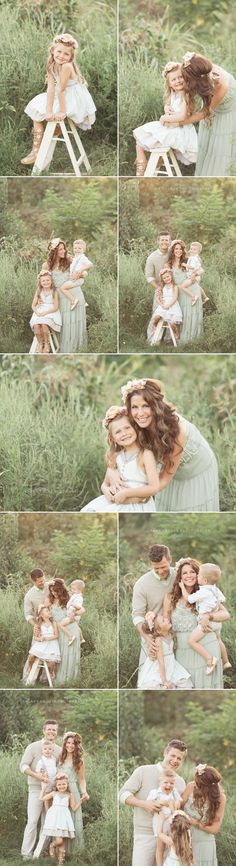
[184,795,218,865]
[59,761,84,854]
[52,269,87,353]
[171,601,223,689]
[51,604,81,686]
[172,266,203,344]
[196,73,236,177]
[155,417,219,512]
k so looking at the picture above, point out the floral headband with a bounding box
[171,810,191,820]
[182,52,195,68]
[196,763,207,776]
[102,405,127,429]
[162,61,180,78]
[53,33,78,50]
[169,238,183,249]
[121,379,147,404]
[160,266,172,276]
[176,556,193,569]
[49,237,63,251]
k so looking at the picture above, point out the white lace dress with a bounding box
[43,792,75,838]
[133,92,198,164]
[80,450,156,512]
[30,291,62,332]
[25,73,96,130]
[29,623,61,663]
[137,637,193,689]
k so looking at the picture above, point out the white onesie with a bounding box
[67,592,84,622]
[147,785,180,836]
[187,584,225,633]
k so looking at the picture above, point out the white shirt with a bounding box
[187,254,202,271]
[188,584,225,616]
[67,592,84,620]
[35,754,57,782]
[70,253,92,275]
[147,786,180,811]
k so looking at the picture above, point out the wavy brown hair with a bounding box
[181,54,214,120]
[48,578,70,609]
[170,813,194,866]
[125,380,182,472]
[59,733,84,772]
[46,241,71,272]
[169,560,200,612]
[193,766,223,824]
[167,240,188,270]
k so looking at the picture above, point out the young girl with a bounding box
[41,772,84,865]
[80,405,160,513]
[133,61,198,176]
[147,266,183,345]
[159,811,194,866]
[137,611,193,689]
[26,604,61,682]
[184,242,209,304]
[30,270,62,353]
[180,562,231,674]
[21,33,96,166]
[60,239,93,311]
[147,769,181,843]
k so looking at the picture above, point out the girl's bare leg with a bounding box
[42,324,50,353]
[34,325,44,352]
[21,121,44,165]
[156,838,165,866]
[135,144,147,176]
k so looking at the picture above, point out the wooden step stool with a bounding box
[31,118,91,177]
[25,657,54,688]
[29,330,60,354]
[144,147,182,177]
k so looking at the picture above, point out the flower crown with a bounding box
[160,266,172,276]
[182,52,195,68]
[49,237,63,251]
[102,405,127,429]
[162,61,180,78]
[53,33,78,50]
[175,556,193,569]
[121,379,147,404]
[145,611,156,631]
[196,763,207,776]
[171,810,191,820]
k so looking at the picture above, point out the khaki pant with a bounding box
[21,789,45,856]
[132,834,156,866]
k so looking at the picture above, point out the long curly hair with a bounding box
[170,813,194,866]
[125,380,182,472]
[47,34,86,85]
[59,733,84,772]
[35,271,56,302]
[48,578,70,609]
[163,64,195,117]
[193,766,222,824]
[167,240,188,270]
[169,560,200,612]
[46,241,71,272]
[181,54,214,120]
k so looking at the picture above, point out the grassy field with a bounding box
[0,353,235,512]
[0,0,117,177]
[119,0,236,174]
[119,178,236,353]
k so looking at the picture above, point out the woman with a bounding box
[167,240,203,344]
[42,238,87,352]
[48,578,81,686]
[58,731,89,855]
[177,53,236,177]
[120,378,219,511]
[163,559,223,689]
[182,763,226,865]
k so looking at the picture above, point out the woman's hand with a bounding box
[82,792,90,801]
[145,634,158,659]
[113,488,129,504]
[107,468,128,490]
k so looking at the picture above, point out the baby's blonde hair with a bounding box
[73,239,86,251]
[71,579,85,592]
[47,33,86,85]
[190,241,202,253]
[199,563,221,585]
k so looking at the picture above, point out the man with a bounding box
[119,739,187,866]
[145,233,171,312]
[132,544,176,668]
[24,568,50,626]
[20,719,61,859]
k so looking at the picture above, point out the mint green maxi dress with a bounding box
[155,417,219,512]
[172,266,203,344]
[184,795,218,865]
[196,73,236,177]
[51,604,81,686]
[171,602,223,689]
[52,269,87,353]
[59,761,84,855]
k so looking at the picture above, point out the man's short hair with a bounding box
[159,231,171,238]
[165,739,187,753]
[31,568,44,582]
[43,720,58,728]
[149,544,170,562]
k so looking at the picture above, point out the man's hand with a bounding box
[145,634,157,659]
[144,800,162,814]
